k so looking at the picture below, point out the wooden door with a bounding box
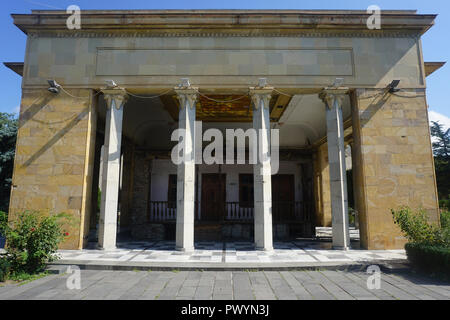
[201,174,226,222]
[272,174,295,221]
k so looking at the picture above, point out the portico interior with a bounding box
[88,86,355,247]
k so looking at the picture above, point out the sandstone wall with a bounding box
[351,88,439,249]
[9,89,97,249]
[313,142,332,227]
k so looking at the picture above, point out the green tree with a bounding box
[431,121,450,159]
[430,121,450,203]
[0,113,18,213]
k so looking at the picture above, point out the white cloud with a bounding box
[429,110,450,130]
[11,105,20,114]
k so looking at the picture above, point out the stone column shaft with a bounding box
[98,89,128,250]
[250,87,274,251]
[174,87,197,252]
[320,88,351,250]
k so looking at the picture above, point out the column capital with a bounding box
[101,88,128,110]
[249,87,273,110]
[319,87,349,110]
[174,87,198,110]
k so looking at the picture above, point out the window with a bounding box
[168,174,177,208]
[239,174,254,208]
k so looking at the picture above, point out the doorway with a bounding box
[272,174,295,221]
[201,173,226,222]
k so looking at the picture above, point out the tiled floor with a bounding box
[57,240,406,264]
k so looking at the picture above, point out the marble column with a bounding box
[319,88,351,250]
[174,86,198,252]
[98,88,128,250]
[250,86,274,251]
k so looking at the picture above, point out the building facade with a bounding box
[5,10,443,251]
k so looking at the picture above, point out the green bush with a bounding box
[0,211,7,236]
[0,211,70,274]
[391,207,447,247]
[405,243,450,277]
[439,198,450,211]
[441,210,450,230]
[0,257,10,282]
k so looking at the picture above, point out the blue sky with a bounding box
[1,0,449,126]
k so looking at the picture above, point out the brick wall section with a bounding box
[351,88,440,249]
[9,88,96,249]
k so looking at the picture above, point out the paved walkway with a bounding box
[55,240,406,269]
[0,269,449,300]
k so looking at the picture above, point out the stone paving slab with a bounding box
[1,269,448,300]
[53,240,407,270]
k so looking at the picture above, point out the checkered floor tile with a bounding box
[57,239,406,265]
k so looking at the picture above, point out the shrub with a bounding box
[0,211,71,274]
[441,210,450,230]
[0,257,10,282]
[439,198,450,211]
[405,243,450,277]
[391,206,447,247]
[0,211,7,236]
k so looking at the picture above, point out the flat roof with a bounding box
[11,9,437,36]
[28,9,420,14]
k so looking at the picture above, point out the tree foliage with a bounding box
[430,121,450,203]
[431,121,450,159]
[0,113,18,213]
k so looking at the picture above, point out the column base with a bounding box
[255,246,274,251]
[176,245,195,252]
[97,244,117,251]
[332,245,350,251]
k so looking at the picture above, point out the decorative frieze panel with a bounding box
[95,48,354,77]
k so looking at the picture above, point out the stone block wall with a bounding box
[313,142,332,227]
[9,89,97,249]
[130,151,151,238]
[351,88,439,249]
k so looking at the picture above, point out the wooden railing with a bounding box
[148,200,314,223]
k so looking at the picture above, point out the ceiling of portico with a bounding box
[160,94,290,123]
[97,92,351,150]
[278,94,352,147]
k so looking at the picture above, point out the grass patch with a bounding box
[6,271,48,286]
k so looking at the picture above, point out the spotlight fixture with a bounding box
[332,77,345,88]
[47,79,61,94]
[388,80,401,93]
[105,80,118,89]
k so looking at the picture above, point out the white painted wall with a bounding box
[149,159,306,219]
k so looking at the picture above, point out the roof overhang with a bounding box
[3,62,24,76]
[11,9,437,37]
[424,62,446,77]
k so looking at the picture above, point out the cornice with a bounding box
[12,10,436,37]
[26,30,422,39]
